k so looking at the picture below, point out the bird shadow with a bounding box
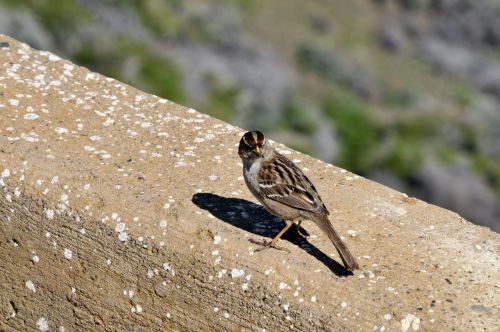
[192,193,352,277]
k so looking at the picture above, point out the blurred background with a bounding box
[1,0,499,232]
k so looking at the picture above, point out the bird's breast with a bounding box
[243,159,261,192]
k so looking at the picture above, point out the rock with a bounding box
[0,33,498,332]
[378,19,407,52]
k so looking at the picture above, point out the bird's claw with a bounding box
[249,238,290,253]
[296,227,310,240]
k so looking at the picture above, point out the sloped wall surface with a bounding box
[0,34,498,331]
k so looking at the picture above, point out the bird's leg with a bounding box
[249,223,293,253]
[296,221,310,240]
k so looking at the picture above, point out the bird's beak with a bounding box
[253,145,261,154]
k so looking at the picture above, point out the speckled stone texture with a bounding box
[0,34,498,331]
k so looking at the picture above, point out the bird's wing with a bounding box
[258,153,328,214]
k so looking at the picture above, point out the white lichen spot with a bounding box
[21,133,39,142]
[55,127,68,134]
[32,255,40,263]
[135,304,143,313]
[311,296,317,303]
[45,209,54,220]
[231,268,244,278]
[37,317,49,331]
[48,53,60,61]
[8,99,19,106]
[217,269,227,278]
[84,145,96,152]
[115,222,125,232]
[223,312,230,318]
[2,169,10,178]
[241,283,248,291]
[279,282,287,289]
[104,118,115,127]
[159,220,167,228]
[64,248,73,260]
[213,235,222,245]
[26,280,36,292]
[384,314,392,320]
[208,175,219,181]
[214,256,221,265]
[347,230,359,237]
[401,314,420,332]
[163,262,172,271]
[341,302,348,309]
[24,113,39,120]
[118,232,129,242]
[283,303,290,312]
[51,176,59,184]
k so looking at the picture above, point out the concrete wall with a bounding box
[0,34,498,331]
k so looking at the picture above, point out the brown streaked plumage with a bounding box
[238,130,359,271]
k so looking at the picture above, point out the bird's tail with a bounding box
[315,215,359,270]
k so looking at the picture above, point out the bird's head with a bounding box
[238,130,269,161]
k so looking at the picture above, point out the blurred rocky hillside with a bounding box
[1,0,499,231]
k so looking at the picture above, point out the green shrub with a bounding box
[454,85,474,108]
[384,139,423,177]
[130,0,182,37]
[2,0,90,34]
[323,93,379,174]
[74,40,185,103]
[202,76,240,122]
[138,52,185,103]
[281,94,319,135]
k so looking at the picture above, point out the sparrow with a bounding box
[238,130,359,270]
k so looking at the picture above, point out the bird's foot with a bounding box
[296,226,310,240]
[249,238,290,253]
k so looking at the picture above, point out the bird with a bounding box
[238,130,359,271]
